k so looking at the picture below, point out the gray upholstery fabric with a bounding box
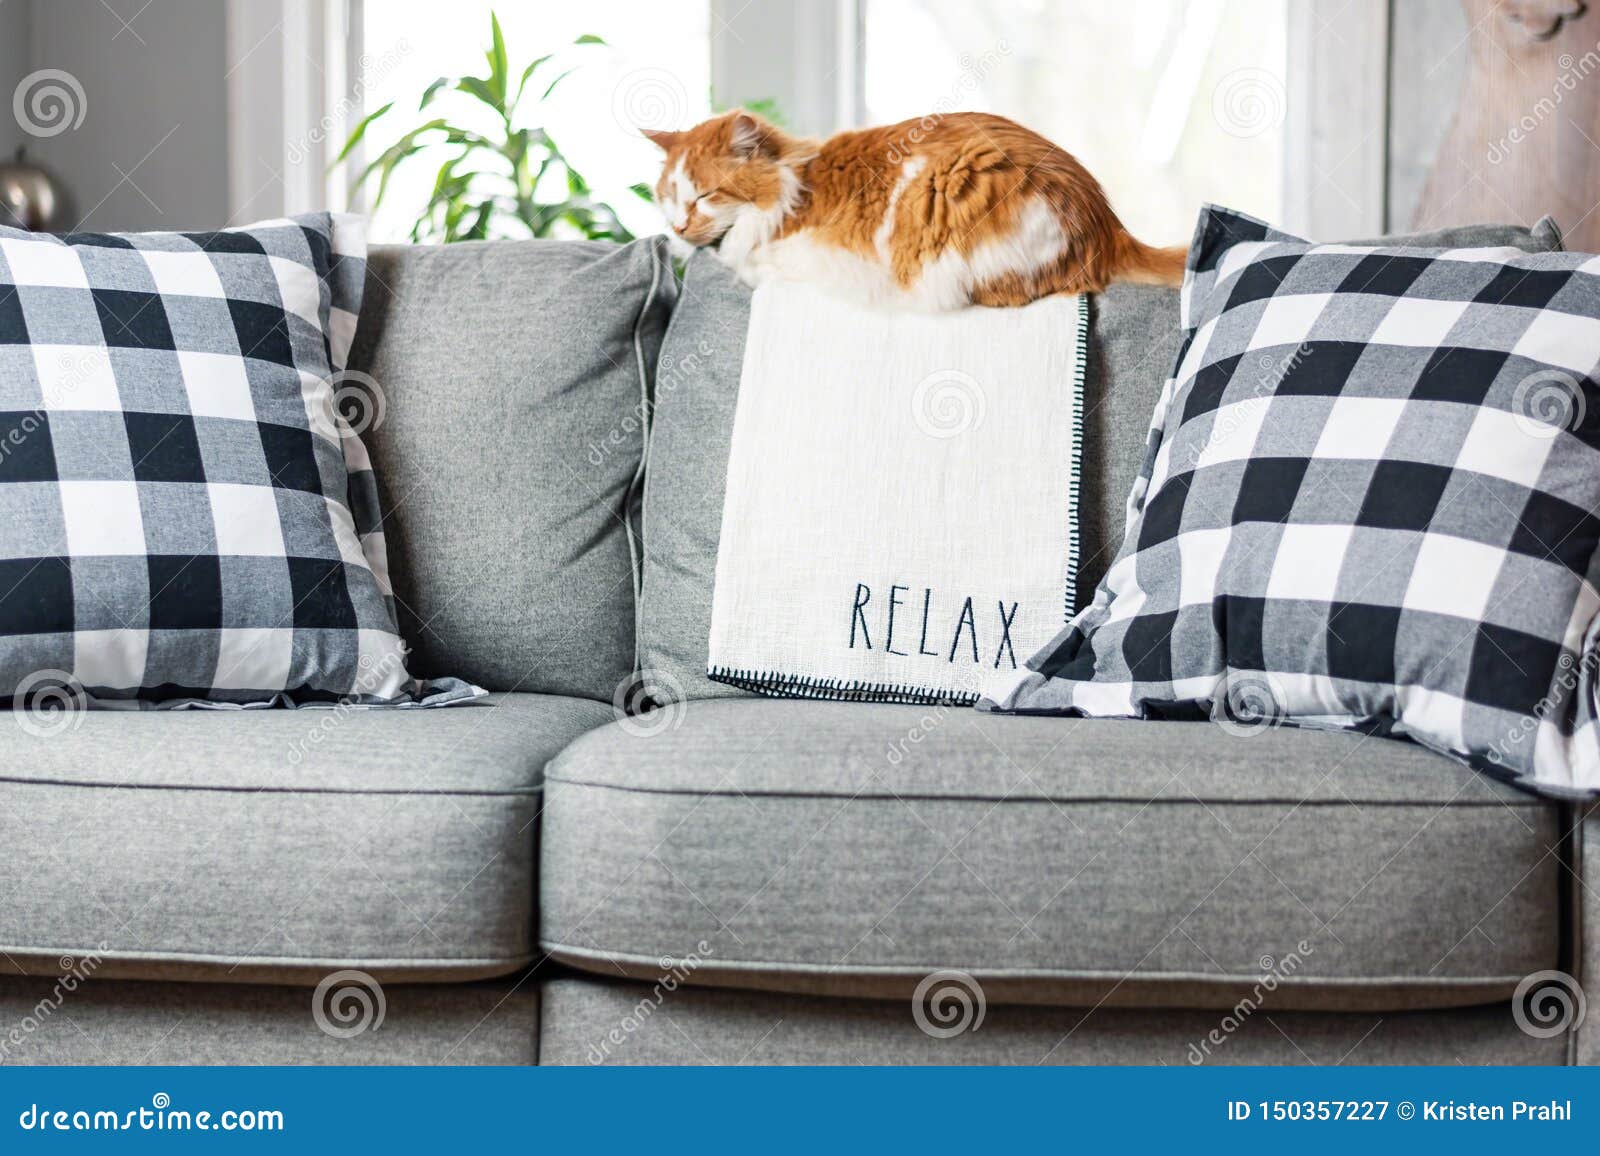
[1347,217,1562,250]
[0,975,537,1065]
[540,700,1561,1011]
[540,977,1564,1065]
[0,693,610,982]
[638,220,1565,699]
[350,238,677,701]
[636,252,751,700]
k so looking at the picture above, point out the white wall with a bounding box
[9,0,229,231]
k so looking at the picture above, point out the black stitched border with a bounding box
[706,665,975,707]
[1065,290,1088,623]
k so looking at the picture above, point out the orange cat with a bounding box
[645,109,1185,310]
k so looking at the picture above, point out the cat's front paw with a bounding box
[715,247,771,289]
[664,233,700,262]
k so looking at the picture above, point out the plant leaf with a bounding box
[419,76,451,109]
[334,101,394,163]
[464,200,495,241]
[332,22,636,246]
[456,76,502,114]
[487,11,509,107]
[540,66,578,100]
[514,53,556,107]
[629,181,654,202]
[351,118,450,197]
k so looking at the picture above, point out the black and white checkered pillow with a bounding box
[0,213,478,707]
[982,204,1600,800]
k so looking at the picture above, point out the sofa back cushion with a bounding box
[348,237,675,701]
[640,218,1563,702]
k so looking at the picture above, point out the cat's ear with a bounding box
[728,112,771,158]
[641,128,683,150]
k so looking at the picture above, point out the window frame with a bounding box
[231,0,1390,238]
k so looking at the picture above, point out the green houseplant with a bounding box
[338,13,648,243]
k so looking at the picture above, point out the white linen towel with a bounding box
[707,281,1088,703]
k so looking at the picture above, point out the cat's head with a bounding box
[643,111,812,247]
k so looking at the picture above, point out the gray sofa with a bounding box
[2,223,1593,1067]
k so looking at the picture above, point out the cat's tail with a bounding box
[1110,232,1188,287]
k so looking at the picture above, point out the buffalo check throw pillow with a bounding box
[0,214,480,708]
[982,204,1600,800]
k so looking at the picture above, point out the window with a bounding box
[860,0,1288,243]
[352,1,711,241]
[273,1,1370,242]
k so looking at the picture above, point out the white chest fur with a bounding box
[714,177,1066,312]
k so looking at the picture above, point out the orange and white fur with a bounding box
[645,110,1185,310]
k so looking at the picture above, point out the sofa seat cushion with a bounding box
[540,700,1563,1011]
[0,693,610,983]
